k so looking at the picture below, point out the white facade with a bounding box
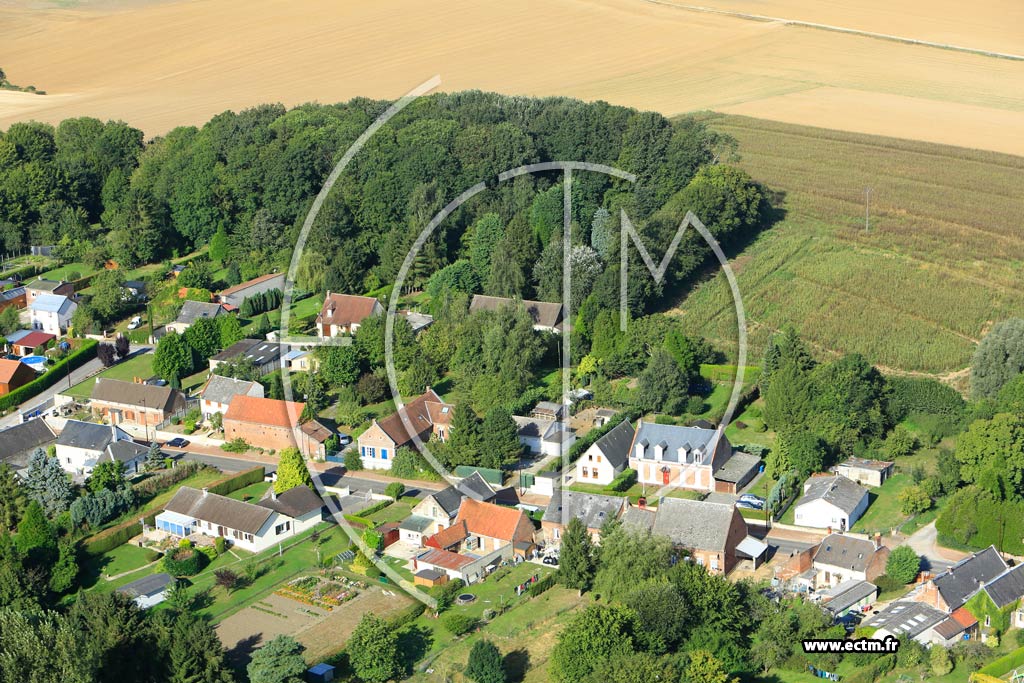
[29,296,77,335]
[156,506,321,553]
[55,425,133,475]
[794,496,869,531]
[575,442,618,486]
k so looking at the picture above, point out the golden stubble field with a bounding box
[0,0,1022,153]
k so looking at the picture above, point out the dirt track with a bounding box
[1,0,1022,154]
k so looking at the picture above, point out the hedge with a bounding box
[605,468,637,493]
[84,510,158,555]
[206,466,265,496]
[567,409,640,464]
[979,646,1024,677]
[528,572,557,597]
[162,547,207,577]
[356,499,392,518]
[0,339,98,412]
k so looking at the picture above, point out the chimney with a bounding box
[271,488,277,501]
[874,532,882,550]
[202,487,209,498]
[638,497,647,510]
[827,526,833,535]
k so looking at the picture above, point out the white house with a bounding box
[29,294,77,335]
[156,485,324,553]
[55,420,142,476]
[812,533,889,588]
[514,415,576,458]
[199,375,264,420]
[794,474,870,531]
[573,419,634,486]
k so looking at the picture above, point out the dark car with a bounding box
[165,438,190,448]
[542,556,559,566]
[735,499,764,511]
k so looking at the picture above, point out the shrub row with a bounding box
[207,466,265,496]
[604,468,637,493]
[356,499,393,518]
[0,339,98,412]
[528,572,557,597]
[133,461,202,499]
[84,510,159,555]
[979,645,1024,677]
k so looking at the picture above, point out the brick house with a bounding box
[315,292,382,338]
[423,498,535,556]
[89,378,187,426]
[223,395,305,453]
[628,421,734,493]
[357,388,453,469]
[199,375,264,419]
[542,490,627,543]
[25,279,74,307]
[812,533,890,588]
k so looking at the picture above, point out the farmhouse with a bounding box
[54,420,143,476]
[29,294,76,335]
[812,533,889,588]
[469,295,563,333]
[316,292,382,338]
[7,330,55,356]
[223,396,305,453]
[357,388,452,470]
[648,498,754,574]
[835,458,895,488]
[156,485,323,553]
[25,279,74,307]
[0,419,56,472]
[199,375,264,419]
[0,358,37,396]
[218,272,285,308]
[209,339,284,376]
[627,421,734,493]
[793,474,869,531]
[90,378,187,426]
[165,300,227,335]
[542,490,627,543]
[573,419,634,486]
[972,563,1024,631]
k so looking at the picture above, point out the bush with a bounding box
[443,612,478,636]
[83,511,159,555]
[874,574,903,593]
[887,376,966,420]
[433,579,466,612]
[214,536,226,555]
[385,482,405,500]
[528,573,557,597]
[604,468,637,493]
[161,547,207,576]
[886,546,922,584]
[343,449,363,471]
[221,438,249,453]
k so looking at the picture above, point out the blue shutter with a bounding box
[381,448,388,460]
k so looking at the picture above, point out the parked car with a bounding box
[165,438,190,448]
[127,316,143,330]
[735,500,764,511]
[738,493,765,505]
[337,433,353,446]
[542,556,559,566]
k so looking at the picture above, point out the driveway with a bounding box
[903,521,965,572]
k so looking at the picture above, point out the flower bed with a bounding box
[274,572,364,611]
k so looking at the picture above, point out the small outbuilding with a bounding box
[117,572,173,609]
[306,662,336,683]
[413,568,449,588]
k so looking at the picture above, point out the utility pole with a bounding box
[864,187,873,232]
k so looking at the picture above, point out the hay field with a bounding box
[670,114,1024,378]
[0,0,1022,153]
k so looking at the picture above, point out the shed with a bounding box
[117,572,173,609]
[306,662,336,683]
[413,568,448,588]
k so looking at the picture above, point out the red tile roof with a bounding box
[455,499,531,544]
[951,607,978,628]
[317,293,380,328]
[224,395,304,428]
[417,548,474,571]
[13,331,55,349]
[425,521,468,550]
[377,388,452,446]
[0,358,35,385]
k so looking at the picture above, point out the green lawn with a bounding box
[724,399,776,449]
[80,543,162,588]
[851,474,914,534]
[37,261,101,282]
[366,500,415,525]
[65,353,156,398]
[225,481,272,503]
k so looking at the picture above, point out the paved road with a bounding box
[903,521,962,573]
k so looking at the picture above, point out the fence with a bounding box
[154,398,200,430]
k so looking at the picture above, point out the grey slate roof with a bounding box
[456,472,496,502]
[105,440,149,464]
[56,420,117,451]
[651,497,739,551]
[0,419,56,465]
[864,601,948,638]
[210,339,283,366]
[620,506,657,532]
[202,375,259,405]
[930,546,1008,609]
[590,419,635,470]
[164,486,274,535]
[631,421,729,466]
[174,300,225,325]
[984,564,1024,608]
[813,534,881,573]
[430,487,465,517]
[544,490,626,530]
[469,295,563,329]
[117,572,173,598]
[839,457,894,473]
[711,450,761,483]
[820,579,878,615]
[399,516,435,533]
[797,475,868,516]
[257,485,324,518]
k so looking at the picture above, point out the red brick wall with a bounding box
[224,419,297,452]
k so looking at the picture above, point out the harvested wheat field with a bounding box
[670,114,1024,378]
[0,0,1022,153]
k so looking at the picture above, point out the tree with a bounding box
[930,642,953,675]
[318,344,360,386]
[550,604,638,683]
[247,635,306,683]
[593,524,673,601]
[167,612,234,683]
[23,448,73,515]
[153,331,193,388]
[466,639,504,683]
[954,413,1024,497]
[97,342,117,367]
[89,269,128,323]
[683,650,738,683]
[385,482,405,500]
[897,485,932,516]
[347,613,402,683]
[972,318,1024,397]
[343,449,363,472]
[88,459,127,492]
[623,582,687,654]
[0,306,21,336]
[114,334,129,359]
[479,406,522,470]
[468,213,505,279]
[217,314,244,349]
[145,442,164,471]
[0,464,27,533]
[559,517,595,591]
[15,500,56,563]
[209,226,229,264]
[636,349,689,414]
[214,568,239,593]
[184,317,220,361]
[590,207,613,260]
[886,546,921,584]
[177,260,214,290]
[274,448,312,494]
[775,429,826,477]
[48,538,79,594]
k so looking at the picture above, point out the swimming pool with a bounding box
[20,355,47,365]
